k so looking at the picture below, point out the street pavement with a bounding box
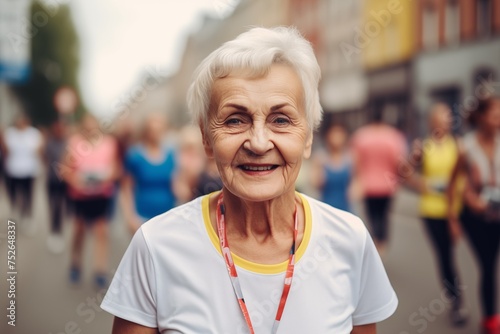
[0,174,498,334]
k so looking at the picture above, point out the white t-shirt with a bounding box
[4,126,42,178]
[101,193,398,333]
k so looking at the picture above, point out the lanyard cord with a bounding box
[216,193,298,334]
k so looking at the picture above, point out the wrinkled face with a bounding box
[204,64,312,202]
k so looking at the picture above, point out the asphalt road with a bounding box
[0,174,498,334]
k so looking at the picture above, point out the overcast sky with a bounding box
[69,0,238,116]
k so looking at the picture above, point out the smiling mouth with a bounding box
[239,165,278,171]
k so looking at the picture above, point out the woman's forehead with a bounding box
[210,65,304,105]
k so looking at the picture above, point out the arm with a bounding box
[462,176,488,214]
[37,130,45,159]
[348,149,363,202]
[60,148,80,190]
[0,129,5,156]
[403,138,427,193]
[446,140,466,241]
[121,173,141,234]
[1,129,8,157]
[112,317,159,334]
[109,137,123,183]
[310,154,325,190]
[172,169,197,204]
[351,323,376,334]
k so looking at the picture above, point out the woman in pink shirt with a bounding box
[351,110,407,255]
[63,114,120,288]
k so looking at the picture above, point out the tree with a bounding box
[12,1,83,126]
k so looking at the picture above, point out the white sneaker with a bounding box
[47,234,65,254]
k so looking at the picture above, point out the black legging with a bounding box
[47,181,66,234]
[461,206,500,317]
[423,218,462,305]
[5,176,34,218]
[365,196,392,243]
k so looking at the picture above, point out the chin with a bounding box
[226,184,292,202]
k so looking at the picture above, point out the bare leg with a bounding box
[71,217,86,268]
[93,217,109,274]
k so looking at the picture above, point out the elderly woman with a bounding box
[101,27,397,334]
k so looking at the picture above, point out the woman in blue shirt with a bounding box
[312,123,354,212]
[121,113,176,234]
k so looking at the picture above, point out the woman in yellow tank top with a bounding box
[409,103,467,327]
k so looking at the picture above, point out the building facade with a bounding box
[361,0,418,136]
[168,0,290,126]
[413,0,500,136]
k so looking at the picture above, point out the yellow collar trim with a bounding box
[202,192,312,275]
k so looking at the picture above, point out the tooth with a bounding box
[242,165,273,171]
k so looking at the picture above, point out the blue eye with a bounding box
[273,117,290,125]
[225,118,242,125]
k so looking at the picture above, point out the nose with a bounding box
[243,122,274,155]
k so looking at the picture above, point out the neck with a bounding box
[143,140,160,150]
[328,147,342,155]
[221,189,297,243]
[432,131,448,142]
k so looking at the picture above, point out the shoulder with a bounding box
[302,194,367,241]
[3,127,14,140]
[102,134,118,148]
[164,145,177,159]
[461,131,476,153]
[125,144,142,158]
[389,127,406,144]
[67,134,83,147]
[140,196,204,243]
[29,126,42,136]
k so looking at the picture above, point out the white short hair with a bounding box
[187,26,322,132]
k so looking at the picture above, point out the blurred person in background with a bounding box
[102,26,397,334]
[448,97,500,334]
[63,113,120,288]
[407,103,468,326]
[121,112,176,234]
[109,115,135,221]
[2,113,43,231]
[311,122,354,212]
[0,125,5,186]
[172,125,214,203]
[114,115,136,166]
[350,108,407,256]
[193,156,223,198]
[45,119,68,254]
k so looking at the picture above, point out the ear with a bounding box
[200,124,214,158]
[303,131,313,159]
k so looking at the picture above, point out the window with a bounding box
[445,0,460,45]
[422,3,439,50]
[477,0,492,37]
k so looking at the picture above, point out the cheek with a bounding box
[279,136,308,165]
[210,135,240,165]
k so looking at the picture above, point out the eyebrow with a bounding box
[221,103,248,112]
[270,103,291,111]
[221,102,293,112]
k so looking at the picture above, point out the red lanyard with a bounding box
[216,193,298,334]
